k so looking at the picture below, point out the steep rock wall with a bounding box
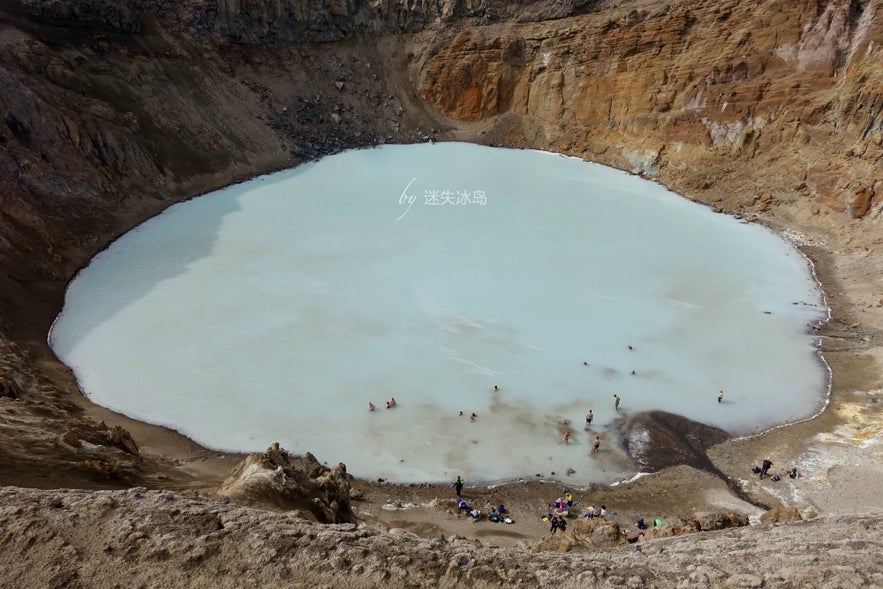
[417,0,883,221]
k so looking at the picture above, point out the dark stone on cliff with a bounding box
[0,374,23,399]
[187,0,600,45]
[616,411,730,473]
[23,0,142,32]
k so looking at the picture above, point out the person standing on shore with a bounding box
[453,476,464,496]
[760,459,772,479]
[614,394,621,410]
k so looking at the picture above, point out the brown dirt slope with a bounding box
[1,486,882,588]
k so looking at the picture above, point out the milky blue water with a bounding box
[49,143,828,485]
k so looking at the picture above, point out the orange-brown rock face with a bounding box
[419,32,525,121]
[417,0,883,219]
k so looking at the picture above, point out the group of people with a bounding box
[543,492,608,534]
[549,515,567,534]
[452,477,514,523]
[551,493,574,516]
[368,397,397,411]
[754,459,802,481]
[454,478,621,536]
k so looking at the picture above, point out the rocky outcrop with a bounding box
[0,338,144,488]
[761,506,804,524]
[533,517,624,552]
[694,511,749,532]
[533,511,749,552]
[217,443,355,523]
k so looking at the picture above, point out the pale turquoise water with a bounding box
[50,143,828,485]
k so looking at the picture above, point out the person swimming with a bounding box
[718,390,724,403]
[563,431,570,444]
[369,402,376,411]
[593,436,600,452]
[586,410,593,425]
[470,412,477,422]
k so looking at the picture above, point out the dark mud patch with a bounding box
[616,411,770,509]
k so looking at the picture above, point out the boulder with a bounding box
[693,511,749,532]
[533,517,624,552]
[760,506,803,524]
[847,187,872,219]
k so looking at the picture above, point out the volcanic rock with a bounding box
[217,443,355,523]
